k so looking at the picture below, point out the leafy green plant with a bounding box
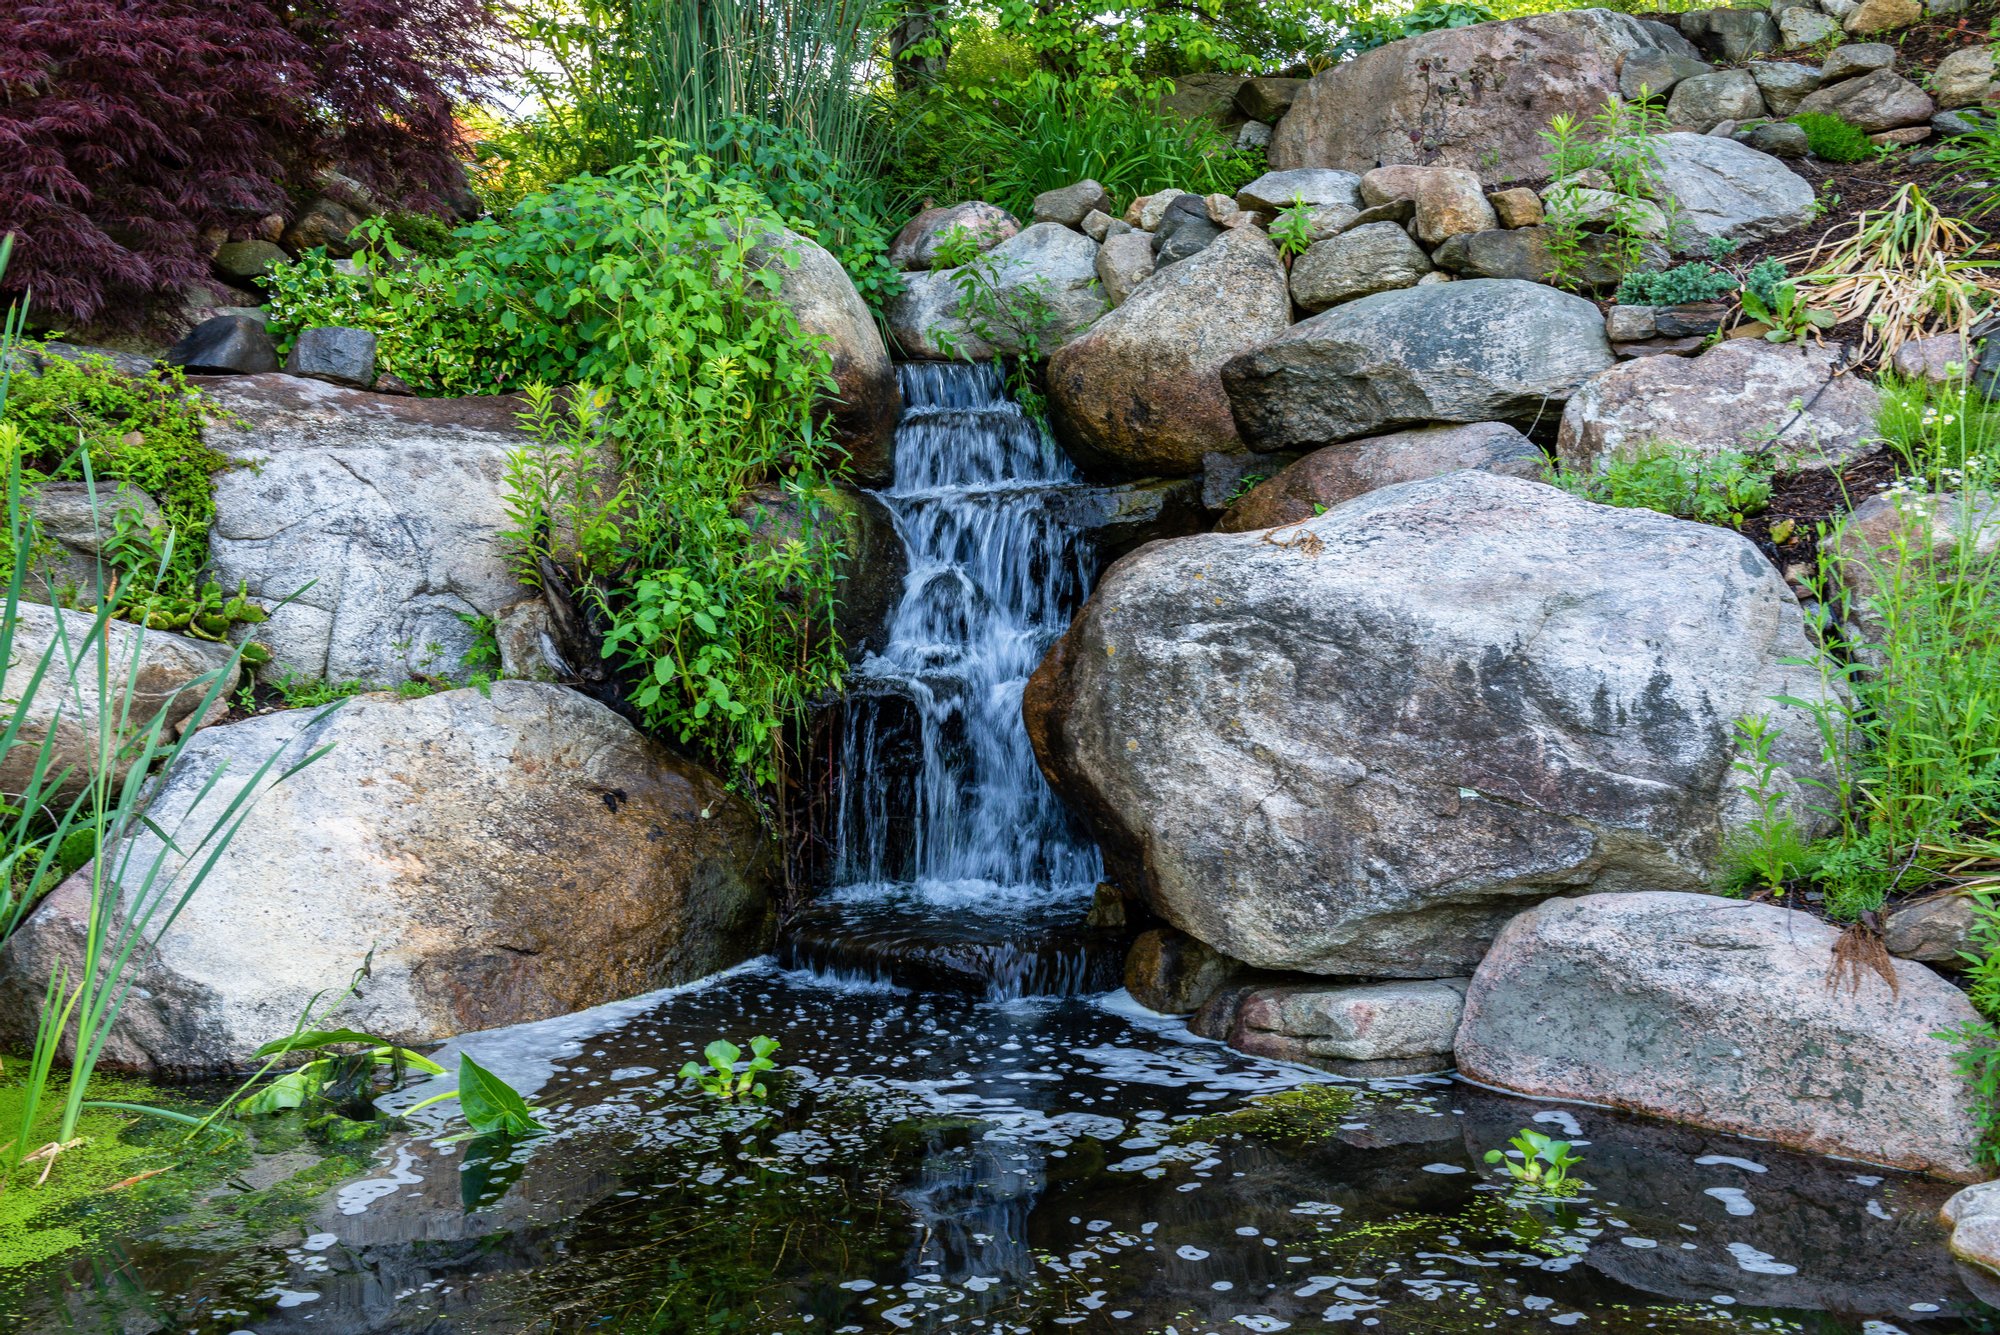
[927,227,1063,417]
[1613,260,1738,306]
[236,1029,446,1116]
[1484,1127,1585,1195]
[1271,196,1314,261]
[1725,714,1809,898]
[1739,272,1836,343]
[1551,442,1774,529]
[1791,111,1876,164]
[404,1052,550,1140]
[680,1035,780,1101]
[1874,373,2000,477]
[1540,97,1676,288]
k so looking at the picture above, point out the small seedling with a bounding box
[1484,1127,1585,1195]
[681,1036,780,1101]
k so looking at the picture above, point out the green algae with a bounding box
[1166,1083,1357,1145]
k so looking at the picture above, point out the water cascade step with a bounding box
[781,362,1124,997]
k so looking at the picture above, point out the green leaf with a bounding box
[455,1053,547,1137]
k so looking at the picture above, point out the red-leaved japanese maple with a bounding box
[0,0,497,328]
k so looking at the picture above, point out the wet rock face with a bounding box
[1023,471,1839,977]
[1270,10,1700,185]
[1455,891,1985,1181]
[196,374,550,685]
[1221,279,1613,451]
[0,682,773,1074]
[1047,227,1292,479]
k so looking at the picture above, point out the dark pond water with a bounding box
[15,962,1996,1335]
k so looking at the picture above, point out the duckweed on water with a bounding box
[1166,1083,1357,1145]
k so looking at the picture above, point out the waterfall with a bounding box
[785,363,1116,997]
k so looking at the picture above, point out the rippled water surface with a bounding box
[21,963,1993,1334]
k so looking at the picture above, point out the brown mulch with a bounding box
[1738,446,1898,580]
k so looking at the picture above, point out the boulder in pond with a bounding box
[1047,227,1292,478]
[1221,279,1613,452]
[1455,891,1984,1181]
[1023,471,1840,977]
[1217,423,1544,532]
[748,224,900,486]
[1557,339,1880,473]
[1198,978,1466,1076]
[0,682,773,1074]
[1270,11,1703,185]
[197,374,566,685]
[886,224,1106,360]
[0,603,237,807]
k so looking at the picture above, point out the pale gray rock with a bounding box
[0,603,237,806]
[1235,120,1273,152]
[1667,68,1769,131]
[1883,894,1975,966]
[0,683,772,1075]
[1023,471,1840,977]
[1094,229,1157,307]
[1933,46,1995,109]
[1457,891,1983,1181]
[19,481,163,604]
[1235,169,1365,214]
[1222,279,1612,450]
[886,223,1106,359]
[1792,68,1936,130]
[1271,10,1706,184]
[197,374,553,684]
[1646,132,1815,254]
[1218,422,1545,531]
[1820,41,1895,82]
[1048,227,1292,477]
[1287,222,1433,312]
[1944,1181,2000,1276]
[1215,979,1467,1075]
[1779,6,1840,46]
[1558,339,1880,472]
[1619,48,1714,100]
[887,201,1019,270]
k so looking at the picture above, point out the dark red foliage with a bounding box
[0,0,498,328]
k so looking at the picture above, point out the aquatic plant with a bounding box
[680,1036,781,1101]
[1484,1126,1585,1195]
[1166,1083,1356,1144]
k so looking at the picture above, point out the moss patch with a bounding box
[1167,1084,1358,1145]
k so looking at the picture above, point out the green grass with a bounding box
[1791,112,1876,164]
[1547,441,1774,530]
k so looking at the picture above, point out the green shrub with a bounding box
[1791,112,1875,163]
[1549,441,1774,529]
[1613,260,1738,305]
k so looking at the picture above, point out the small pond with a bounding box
[10,962,1992,1334]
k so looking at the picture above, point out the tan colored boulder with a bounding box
[1456,891,1984,1181]
[1844,0,1922,32]
[1048,227,1292,477]
[1488,187,1543,228]
[1883,894,1975,966]
[0,682,774,1074]
[1217,422,1544,531]
[1934,46,1995,110]
[1094,229,1157,307]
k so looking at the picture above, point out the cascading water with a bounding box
[782,362,1122,997]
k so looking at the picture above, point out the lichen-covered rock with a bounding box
[197,375,552,684]
[1792,68,1936,130]
[1048,227,1291,478]
[1456,891,1983,1181]
[1558,339,1880,472]
[1667,68,1769,130]
[1023,471,1840,977]
[888,201,1019,270]
[1218,422,1544,531]
[1288,222,1434,312]
[1271,11,1705,184]
[887,224,1106,360]
[1648,133,1815,254]
[0,603,237,806]
[1222,279,1612,451]
[0,683,773,1074]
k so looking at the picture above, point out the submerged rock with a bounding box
[0,682,773,1074]
[197,374,554,685]
[1455,891,1984,1181]
[1048,227,1292,478]
[1023,471,1839,977]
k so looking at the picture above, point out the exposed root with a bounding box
[1827,913,1900,997]
[1260,516,1324,557]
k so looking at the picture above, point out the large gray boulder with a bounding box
[0,683,773,1074]
[1023,471,1839,977]
[1456,891,1984,1181]
[197,375,553,685]
[1791,68,1936,131]
[1271,10,1704,185]
[1222,279,1613,451]
[1665,68,1768,131]
[1557,339,1880,472]
[1218,422,1545,531]
[0,603,237,806]
[1047,227,1292,478]
[748,224,900,486]
[1234,169,1365,215]
[1647,133,1816,255]
[886,223,1106,360]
